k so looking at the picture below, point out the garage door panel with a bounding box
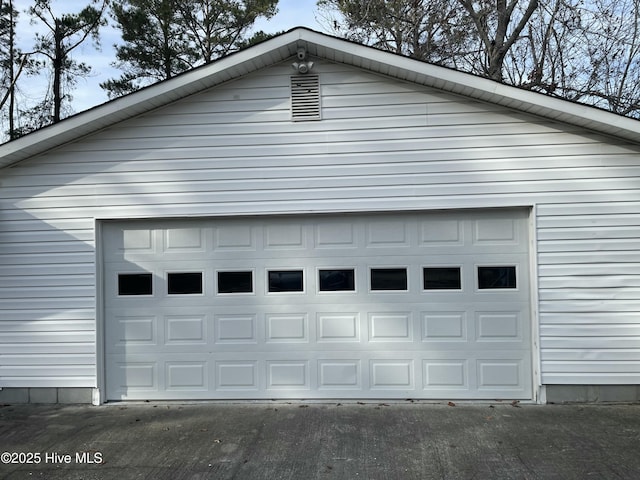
[267,360,310,390]
[215,361,259,391]
[476,311,523,342]
[164,227,207,253]
[214,314,258,344]
[107,315,158,348]
[420,218,464,246]
[422,312,468,342]
[104,210,532,400]
[317,313,361,342]
[318,360,362,389]
[165,315,207,345]
[106,356,159,396]
[368,312,414,342]
[165,361,208,391]
[315,220,359,249]
[265,314,309,343]
[370,360,415,389]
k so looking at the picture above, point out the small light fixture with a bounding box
[292,46,314,74]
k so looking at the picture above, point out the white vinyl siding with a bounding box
[1,60,640,390]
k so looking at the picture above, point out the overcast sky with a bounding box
[12,0,324,113]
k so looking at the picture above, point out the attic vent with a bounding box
[291,74,321,121]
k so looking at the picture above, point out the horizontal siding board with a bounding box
[0,274,94,288]
[0,264,95,277]
[56,135,594,159]
[0,365,95,377]
[3,59,640,389]
[540,264,640,276]
[540,276,640,288]
[540,313,640,325]
[0,354,95,365]
[10,143,625,176]
[538,239,640,252]
[9,180,640,210]
[0,333,95,346]
[0,229,94,243]
[0,219,90,232]
[0,298,96,310]
[542,349,640,360]
[0,310,95,322]
[8,167,640,201]
[540,300,640,312]
[0,249,94,263]
[539,251,640,265]
[542,373,640,384]
[5,187,640,212]
[0,343,95,355]
[0,242,95,255]
[0,286,94,299]
[60,127,593,154]
[539,202,640,216]
[540,289,640,300]
[540,324,640,336]
[0,377,95,388]
[542,361,640,373]
[538,226,640,240]
[9,153,640,191]
[538,214,640,228]
[541,337,640,349]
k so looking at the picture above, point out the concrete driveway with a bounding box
[0,402,639,479]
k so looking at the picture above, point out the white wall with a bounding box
[1,59,640,388]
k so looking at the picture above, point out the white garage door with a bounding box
[103,210,532,400]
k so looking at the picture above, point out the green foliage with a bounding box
[105,0,195,95]
[103,0,278,97]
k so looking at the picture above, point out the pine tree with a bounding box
[102,0,278,98]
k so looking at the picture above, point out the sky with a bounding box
[11,0,325,113]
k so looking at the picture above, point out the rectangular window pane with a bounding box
[118,273,152,296]
[168,272,203,294]
[478,266,517,289]
[218,271,253,293]
[424,267,461,290]
[370,268,407,291]
[268,270,304,292]
[319,269,355,291]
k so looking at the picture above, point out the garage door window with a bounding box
[268,270,304,292]
[217,271,253,294]
[423,267,461,290]
[167,272,203,294]
[370,268,408,291]
[319,269,355,292]
[477,266,517,289]
[118,273,153,296]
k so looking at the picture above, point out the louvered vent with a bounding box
[291,74,321,121]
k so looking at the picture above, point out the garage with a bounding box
[103,209,532,400]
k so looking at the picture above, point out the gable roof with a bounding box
[2,27,640,169]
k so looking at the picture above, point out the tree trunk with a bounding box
[53,19,63,123]
[458,0,538,83]
[8,0,15,138]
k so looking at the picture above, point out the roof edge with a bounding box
[2,27,640,168]
[0,28,309,168]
